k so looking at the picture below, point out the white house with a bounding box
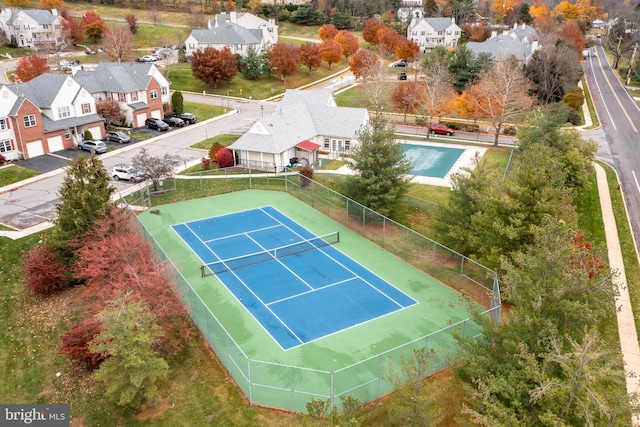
[186,11,277,57]
[466,24,540,63]
[407,17,461,52]
[0,73,104,159]
[0,8,66,51]
[228,90,369,171]
[73,62,171,128]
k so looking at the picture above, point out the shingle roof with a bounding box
[466,34,532,61]
[8,9,60,25]
[74,62,154,93]
[410,17,456,31]
[509,24,538,42]
[11,73,69,107]
[41,113,103,132]
[189,23,262,45]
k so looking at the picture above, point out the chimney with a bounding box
[531,40,539,52]
[491,30,497,38]
[452,17,455,24]
[513,22,517,29]
[230,11,237,22]
[521,22,525,29]
[52,8,58,16]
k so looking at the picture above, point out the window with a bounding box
[43,24,49,29]
[23,115,36,127]
[438,31,443,35]
[81,103,91,114]
[161,86,168,96]
[344,140,351,151]
[0,118,7,130]
[131,92,138,101]
[58,106,71,118]
[323,137,330,149]
[455,31,460,35]
[150,89,158,99]
[64,129,70,139]
[0,140,11,153]
[420,31,425,36]
[107,93,113,101]
[118,93,125,102]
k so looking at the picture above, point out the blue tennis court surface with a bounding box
[402,143,465,178]
[172,206,418,350]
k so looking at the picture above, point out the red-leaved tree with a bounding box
[96,99,124,126]
[191,46,238,88]
[349,48,382,81]
[298,42,322,75]
[362,19,386,46]
[83,10,107,43]
[60,317,105,371]
[61,12,85,45]
[21,243,67,294]
[394,38,420,62]
[14,55,49,82]
[71,207,188,356]
[334,30,359,60]
[268,43,301,84]
[377,27,401,57]
[391,81,427,123]
[319,39,342,69]
[216,147,235,168]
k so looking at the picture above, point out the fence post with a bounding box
[377,354,383,399]
[291,366,295,413]
[249,166,252,189]
[248,359,253,407]
[330,371,334,411]
[461,257,465,275]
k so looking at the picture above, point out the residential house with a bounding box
[0,73,104,160]
[398,0,424,24]
[407,17,461,52]
[186,11,277,58]
[466,23,540,63]
[228,90,369,171]
[73,62,171,128]
[0,8,66,51]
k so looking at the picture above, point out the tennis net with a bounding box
[201,231,340,277]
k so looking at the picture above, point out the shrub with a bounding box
[566,108,581,125]
[504,126,517,135]
[298,165,314,187]
[562,87,584,111]
[172,90,184,115]
[83,130,93,140]
[21,243,67,294]
[0,154,6,164]
[209,142,223,162]
[60,317,105,371]
[216,147,234,168]
[201,157,211,170]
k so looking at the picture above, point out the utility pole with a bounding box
[627,43,638,85]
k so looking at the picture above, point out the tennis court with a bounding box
[172,207,417,350]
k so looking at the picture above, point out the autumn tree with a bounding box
[40,0,64,10]
[96,99,124,127]
[191,46,238,88]
[224,0,235,13]
[132,148,179,192]
[334,30,359,60]
[377,27,401,57]
[102,26,132,63]
[21,243,67,294]
[52,153,114,252]
[465,57,534,145]
[343,114,412,219]
[60,318,104,371]
[391,81,427,123]
[125,14,138,35]
[559,20,585,54]
[349,49,382,81]
[5,0,29,6]
[394,38,419,62]
[319,39,342,69]
[318,23,338,40]
[298,42,322,75]
[61,13,85,45]
[14,55,49,82]
[362,19,386,46]
[83,10,107,43]
[422,57,457,132]
[90,293,169,409]
[268,43,301,84]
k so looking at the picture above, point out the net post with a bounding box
[201,264,205,278]
[336,231,340,243]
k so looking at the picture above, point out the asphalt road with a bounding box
[0,95,277,231]
[583,43,640,248]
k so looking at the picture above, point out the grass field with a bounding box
[0,164,39,188]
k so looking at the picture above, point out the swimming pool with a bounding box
[402,143,465,178]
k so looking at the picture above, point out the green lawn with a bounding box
[189,133,240,151]
[0,165,39,188]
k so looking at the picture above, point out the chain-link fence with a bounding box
[122,170,501,412]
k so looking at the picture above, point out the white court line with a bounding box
[202,223,281,244]
[267,277,359,306]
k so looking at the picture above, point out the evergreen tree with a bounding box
[52,154,114,252]
[171,90,184,115]
[239,45,263,80]
[343,114,412,219]
[331,11,352,29]
[91,293,168,409]
[517,3,533,24]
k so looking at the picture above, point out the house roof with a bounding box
[297,140,320,151]
[508,24,538,42]
[73,62,155,93]
[11,73,71,107]
[41,113,103,132]
[229,89,367,154]
[189,23,262,45]
[466,34,532,61]
[8,9,61,25]
[410,17,457,31]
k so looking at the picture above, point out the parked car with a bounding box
[429,123,455,136]
[156,48,171,59]
[145,118,169,131]
[397,72,407,80]
[110,164,145,182]
[393,60,407,67]
[78,139,107,153]
[137,55,157,63]
[174,112,197,124]
[163,117,185,127]
[104,130,131,143]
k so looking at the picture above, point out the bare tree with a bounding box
[132,148,179,192]
[102,26,133,63]
[465,57,534,146]
[149,8,161,26]
[422,57,457,136]
[360,60,390,111]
